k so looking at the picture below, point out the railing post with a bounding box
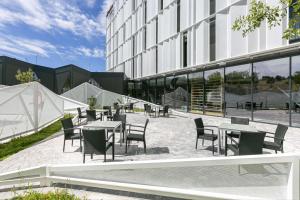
[287,158,300,200]
[40,166,50,187]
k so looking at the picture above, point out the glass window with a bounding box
[177,0,180,32]
[149,79,156,103]
[188,72,204,114]
[165,76,176,108]
[156,78,165,105]
[135,81,143,100]
[253,58,290,125]
[141,80,149,101]
[225,64,252,119]
[174,74,188,111]
[127,80,135,97]
[204,68,224,116]
[292,56,300,126]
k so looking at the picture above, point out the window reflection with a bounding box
[156,78,165,105]
[149,79,156,103]
[253,58,289,125]
[204,69,224,116]
[292,56,300,126]
[189,72,204,114]
[225,64,252,118]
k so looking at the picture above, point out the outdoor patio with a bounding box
[1,112,300,173]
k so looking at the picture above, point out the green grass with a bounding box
[12,189,83,200]
[0,115,69,161]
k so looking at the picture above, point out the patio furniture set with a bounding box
[61,106,149,163]
[144,104,169,118]
[195,117,288,156]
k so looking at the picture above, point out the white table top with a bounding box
[219,123,257,132]
[83,121,122,129]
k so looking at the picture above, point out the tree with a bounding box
[232,0,300,40]
[15,68,35,83]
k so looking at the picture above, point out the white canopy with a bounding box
[0,82,64,140]
[62,82,123,108]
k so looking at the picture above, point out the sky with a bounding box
[0,0,113,72]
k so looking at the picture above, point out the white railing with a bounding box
[0,153,299,200]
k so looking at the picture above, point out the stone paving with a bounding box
[0,112,299,173]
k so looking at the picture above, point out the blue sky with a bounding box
[0,0,113,72]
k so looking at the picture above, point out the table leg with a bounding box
[112,130,115,160]
[120,123,122,146]
[218,128,221,154]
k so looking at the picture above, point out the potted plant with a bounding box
[87,96,97,110]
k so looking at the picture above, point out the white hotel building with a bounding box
[106,0,300,127]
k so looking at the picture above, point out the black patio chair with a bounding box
[82,129,114,163]
[226,117,250,141]
[125,103,134,113]
[226,131,266,156]
[146,105,156,117]
[113,114,126,142]
[263,124,288,153]
[144,104,148,115]
[86,110,101,122]
[194,118,218,155]
[159,105,169,117]
[103,106,113,121]
[77,107,87,125]
[61,118,82,152]
[113,102,119,110]
[126,119,149,154]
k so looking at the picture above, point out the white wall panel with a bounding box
[146,19,157,48]
[147,0,158,22]
[216,11,228,60]
[195,22,209,65]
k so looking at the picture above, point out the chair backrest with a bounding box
[194,118,204,136]
[231,117,249,125]
[143,119,150,137]
[146,105,152,113]
[164,105,169,113]
[130,103,134,109]
[77,108,83,117]
[86,110,97,121]
[61,118,74,138]
[238,131,266,155]
[113,102,119,110]
[274,124,288,145]
[103,106,112,115]
[113,114,126,132]
[82,129,107,154]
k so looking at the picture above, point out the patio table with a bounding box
[218,123,257,154]
[83,121,123,150]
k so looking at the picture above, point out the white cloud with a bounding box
[97,0,114,35]
[85,0,97,8]
[77,47,104,58]
[0,34,105,59]
[0,0,105,39]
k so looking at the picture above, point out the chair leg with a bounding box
[195,137,198,149]
[91,153,93,159]
[275,150,277,154]
[63,139,66,152]
[202,138,204,146]
[71,139,73,146]
[212,140,214,155]
[125,140,128,153]
[83,154,85,163]
[112,145,115,160]
[143,140,146,153]
[104,152,106,162]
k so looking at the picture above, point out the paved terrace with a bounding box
[0,112,299,199]
[1,112,299,173]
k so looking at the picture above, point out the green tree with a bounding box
[15,68,35,83]
[232,0,300,40]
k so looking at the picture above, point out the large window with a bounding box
[209,17,216,62]
[204,68,224,116]
[225,64,252,119]
[148,79,156,103]
[253,58,289,125]
[156,78,165,105]
[164,76,176,108]
[292,56,300,126]
[188,72,204,113]
[182,32,188,67]
[174,74,188,111]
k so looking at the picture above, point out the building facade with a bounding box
[0,56,125,95]
[106,0,300,127]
